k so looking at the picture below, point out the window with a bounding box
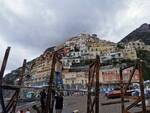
[85,80,87,84]
[82,80,84,84]
[75,59,79,62]
[73,60,75,63]
[72,80,74,84]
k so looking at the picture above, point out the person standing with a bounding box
[55,92,63,113]
[40,89,47,112]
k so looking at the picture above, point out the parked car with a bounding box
[106,88,133,99]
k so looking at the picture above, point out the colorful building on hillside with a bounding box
[99,65,140,92]
[24,49,53,87]
[122,47,137,60]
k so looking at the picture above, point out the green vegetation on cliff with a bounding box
[137,50,150,80]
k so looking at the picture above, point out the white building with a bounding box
[63,71,88,90]
[126,40,145,50]
[100,52,123,63]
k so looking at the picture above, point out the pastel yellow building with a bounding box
[122,48,137,60]
[127,40,145,50]
[88,42,116,58]
[63,70,88,89]
[24,51,53,87]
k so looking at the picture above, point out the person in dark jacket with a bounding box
[55,92,63,113]
[40,89,47,112]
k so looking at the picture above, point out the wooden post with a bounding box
[95,56,100,113]
[87,66,91,113]
[11,59,26,113]
[87,56,100,113]
[0,47,11,113]
[45,53,56,113]
[120,66,125,113]
[138,60,146,113]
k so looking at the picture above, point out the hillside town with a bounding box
[4,33,150,96]
[1,1,150,113]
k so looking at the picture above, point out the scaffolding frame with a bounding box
[0,47,149,113]
[0,47,26,113]
[44,47,65,113]
[120,59,147,113]
[87,56,100,113]
[0,47,66,113]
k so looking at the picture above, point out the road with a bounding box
[1,95,150,113]
[62,95,121,113]
[62,95,150,113]
[1,95,119,113]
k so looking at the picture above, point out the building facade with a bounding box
[63,71,88,90]
[100,66,139,84]
[24,51,53,87]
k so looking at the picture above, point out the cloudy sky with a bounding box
[0,0,150,74]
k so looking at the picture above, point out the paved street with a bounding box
[62,95,121,113]
[62,95,150,113]
[0,95,122,113]
[1,95,150,113]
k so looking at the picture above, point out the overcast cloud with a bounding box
[0,0,150,74]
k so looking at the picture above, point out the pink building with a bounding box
[100,66,139,84]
